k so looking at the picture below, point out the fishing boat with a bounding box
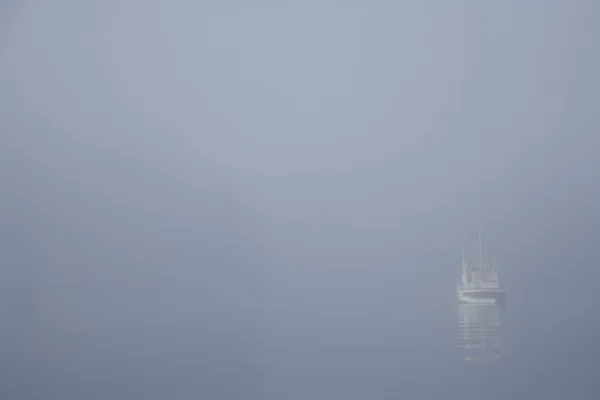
[456,230,506,306]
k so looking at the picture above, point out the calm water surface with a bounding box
[2,274,600,399]
[261,289,600,400]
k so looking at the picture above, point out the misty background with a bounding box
[1,1,599,399]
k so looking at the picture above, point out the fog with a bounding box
[1,1,599,399]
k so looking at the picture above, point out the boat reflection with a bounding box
[457,304,503,362]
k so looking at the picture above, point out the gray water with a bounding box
[2,1,600,399]
[258,277,600,400]
[2,234,599,399]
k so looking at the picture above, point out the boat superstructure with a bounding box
[456,230,506,306]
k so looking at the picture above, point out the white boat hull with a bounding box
[456,288,506,306]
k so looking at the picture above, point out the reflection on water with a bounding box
[457,304,503,362]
